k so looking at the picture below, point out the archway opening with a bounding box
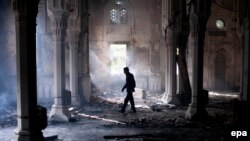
[215,52,227,91]
[110,44,127,92]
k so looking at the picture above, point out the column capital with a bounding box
[13,0,39,20]
[67,0,81,50]
[47,0,70,19]
[13,0,40,13]
[67,0,81,31]
[47,0,70,13]
[47,0,70,41]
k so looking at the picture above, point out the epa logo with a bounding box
[231,131,247,138]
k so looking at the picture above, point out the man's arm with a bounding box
[122,84,126,92]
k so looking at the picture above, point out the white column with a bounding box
[48,0,71,122]
[69,41,80,106]
[162,0,179,104]
[67,0,81,106]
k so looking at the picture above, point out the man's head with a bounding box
[123,67,129,75]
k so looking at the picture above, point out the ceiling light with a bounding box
[216,19,225,29]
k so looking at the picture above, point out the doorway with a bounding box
[110,44,127,91]
[215,52,227,91]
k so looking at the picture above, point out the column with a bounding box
[68,31,80,106]
[185,0,212,120]
[243,18,250,102]
[165,30,179,104]
[79,0,91,103]
[12,0,44,140]
[162,0,180,105]
[67,0,81,106]
[47,0,71,122]
[161,0,168,101]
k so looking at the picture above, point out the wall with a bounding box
[203,3,241,91]
[89,0,164,93]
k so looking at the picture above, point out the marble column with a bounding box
[68,31,80,106]
[161,0,168,101]
[67,1,81,106]
[12,0,44,140]
[47,0,71,122]
[165,30,179,104]
[162,0,180,105]
[185,0,212,120]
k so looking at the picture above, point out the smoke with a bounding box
[0,69,17,108]
[0,0,17,108]
[0,92,15,108]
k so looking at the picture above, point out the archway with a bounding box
[110,43,127,92]
[214,51,227,91]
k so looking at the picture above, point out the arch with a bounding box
[214,49,227,90]
[213,48,233,91]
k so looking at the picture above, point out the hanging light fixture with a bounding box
[215,19,225,29]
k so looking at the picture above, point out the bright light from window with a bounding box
[110,9,119,23]
[116,0,122,5]
[121,9,127,16]
[110,44,127,75]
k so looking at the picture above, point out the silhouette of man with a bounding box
[120,67,136,113]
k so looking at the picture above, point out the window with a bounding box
[110,9,119,24]
[109,0,128,24]
[120,9,128,24]
[115,0,122,5]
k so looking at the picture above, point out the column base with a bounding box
[49,105,71,122]
[163,92,180,105]
[185,103,208,121]
[13,128,44,141]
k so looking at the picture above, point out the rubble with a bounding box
[0,106,17,128]
[0,91,239,141]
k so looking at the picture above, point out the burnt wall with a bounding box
[89,0,164,92]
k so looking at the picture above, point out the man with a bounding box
[120,67,136,113]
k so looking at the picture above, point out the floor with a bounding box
[0,91,247,141]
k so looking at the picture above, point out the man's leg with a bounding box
[128,92,136,112]
[121,94,129,112]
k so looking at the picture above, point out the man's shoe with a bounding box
[130,110,136,113]
[118,110,124,113]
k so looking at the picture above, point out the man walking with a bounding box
[120,67,136,113]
